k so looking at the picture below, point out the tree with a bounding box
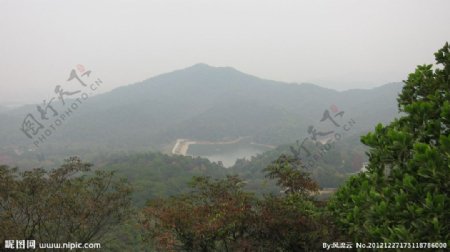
[263,154,319,196]
[256,155,334,251]
[0,157,132,247]
[329,43,450,242]
[142,154,335,251]
[142,175,256,251]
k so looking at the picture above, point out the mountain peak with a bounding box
[188,63,212,68]
[184,63,216,71]
[183,63,240,73]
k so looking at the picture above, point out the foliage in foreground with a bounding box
[329,43,450,242]
[141,155,337,251]
[0,157,133,249]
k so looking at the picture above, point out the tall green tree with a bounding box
[329,43,450,242]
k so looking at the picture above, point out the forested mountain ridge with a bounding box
[1,64,402,155]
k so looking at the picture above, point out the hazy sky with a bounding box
[1,0,449,104]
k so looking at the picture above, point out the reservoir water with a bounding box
[186,142,273,167]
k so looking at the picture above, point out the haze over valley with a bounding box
[0,64,402,170]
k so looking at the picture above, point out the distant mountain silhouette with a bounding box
[0,64,403,153]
